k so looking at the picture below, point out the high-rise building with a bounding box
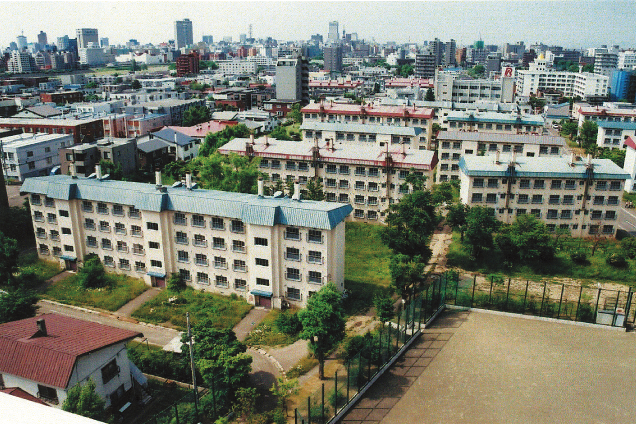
[176,52,200,76]
[57,35,70,51]
[328,21,339,44]
[37,31,47,46]
[323,45,343,73]
[414,53,436,78]
[202,35,213,45]
[594,52,618,78]
[174,19,193,49]
[100,38,109,48]
[276,50,309,104]
[76,28,99,48]
[240,34,247,44]
[16,35,27,50]
[7,51,37,73]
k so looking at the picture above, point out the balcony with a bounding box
[175,236,189,245]
[285,231,301,241]
[193,239,207,248]
[307,274,323,285]
[285,252,301,261]
[285,272,301,281]
[307,234,324,244]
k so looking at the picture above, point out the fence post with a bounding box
[575,286,583,322]
[557,284,565,319]
[295,408,298,424]
[396,308,401,351]
[594,286,602,318]
[334,370,338,413]
[505,278,511,311]
[307,396,311,424]
[346,360,350,401]
[625,287,633,327]
[455,272,459,305]
[174,404,179,424]
[321,383,325,424]
[418,295,423,331]
[403,301,409,344]
[522,281,529,313]
[489,275,494,307]
[367,346,371,383]
[471,275,476,307]
[424,286,430,320]
[539,282,547,317]
[612,291,621,327]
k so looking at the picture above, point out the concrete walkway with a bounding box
[115,287,162,317]
[233,307,269,342]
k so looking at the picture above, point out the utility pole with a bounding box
[186,312,199,420]
[0,140,10,210]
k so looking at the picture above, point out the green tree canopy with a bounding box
[598,147,626,167]
[182,105,211,127]
[381,190,436,260]
[494,214,555,264]
[464,206,499,258]
[425,87,435,101]
[581,63,594,73]
[305,177,325,201]
[0,231,19,288]
[0,288,38,324]
[430,182,455,205]
[389,254,425,300]
[398,64,414,77]
[298,283,346,380]
[99,159,123,180]
[77,254,108,289]
[560,119,578,138]
[193,152,262,194]
[131,79,142,89]
[62,379,107,421]
[579,120,599,149]
[374,293,395,323]
[270,125,294,141]
[446,202,470,241]
[289,103,303,125]
[468,65,485,77]
[199,124,251,156]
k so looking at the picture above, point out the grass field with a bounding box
[16,252,61,289]
[343,222,393,314]
[42,273,148,311]
[446,231,636,285]
[131,288,252,330]
[243,309,301,348]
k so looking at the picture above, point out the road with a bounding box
[618,206,636,235]
[5,183,27,208]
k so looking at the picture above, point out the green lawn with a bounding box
[244,309,301,348]
[16,252,61,289]
[42,273,148,311]
[131,288,252,330]
[446,231,636,286]
[343,222,393,314]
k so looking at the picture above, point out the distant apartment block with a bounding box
[21,173,352,308]
[445,111,545,134]
[0,117,104,144]
[436,130,566,182]
[102,113,171,138]
[59,137,137,177]
[434,73,515,103]
[1,132,72,181]
[218,136,437,223]
[175,52,199,77]
[40,91,84,104]
[459,154,628,237]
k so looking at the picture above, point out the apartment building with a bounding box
[300,121,427,150]
[102,113,171,138]
[459,154,628,237]
[1,132,73,181]
[515,70,609,100]
[434,73,515,103]
[574,103,636,127]
[445,111,545,134]
[596,121,636,149]
[218,136,437,223]
[0,116,104,144]
[21,171,352,308]
[301,101,435,149]
[217,59,258,75]
[59,137,137,177]
[436,131,566,182]
[623,136,636,192]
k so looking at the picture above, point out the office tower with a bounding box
[328,21,339,43]
[76,28,99,48]
[16,35,27,50]
[202,35,213,45]
[276,50,309,104]
[100,38,109,48]
[57,35,69,51]
[174,19,193,49]
[324,45,343,73]
[37,31,47,46]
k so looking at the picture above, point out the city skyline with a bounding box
[1,1,636,50]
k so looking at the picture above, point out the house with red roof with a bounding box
[0,314,142,408]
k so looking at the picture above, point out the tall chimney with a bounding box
[250,133,255,144]
[265,135,269,146]
[511,150,517,165]
[401,142,406,156]
[257,177,264,197]
[587,153,592,165]
[292,179,301,201]
[570,152,576,166]
[155,170,162,187]
[495,150,500,164]
[70,162,77,179]
[36,319,47,336]
[185,172,192,189]
[95,164,102,179]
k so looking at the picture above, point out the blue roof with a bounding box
[250,289,273,297]
[596,121,636,130]
[147,271,166,278]
[21,175,352,230]
[447,110,544,126]
[458,155,630,180]
[300,121,423,136]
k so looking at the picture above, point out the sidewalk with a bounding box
[115,287,162,317]
[233,307,269,342]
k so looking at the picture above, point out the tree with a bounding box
[131,79,142,89]
[446,203,469,241]
[182,105,211,127]
[430,182,454,205]
[270,125,293,141]
[560,119,578,138]
[99,159,123,180]
[381,190,436,260]
[405,169,427,192]
[425,88,435,101]
[495,214,555,263]
[289,104,303,125]
[62,379,107,421]
[397,64,414,77]
[270,376,299,413]
[0,288,38,324]
[528,96,546,112]
[464,206,498,258]
[85,81,98,89]
[167,272,186,292]
[579,121,598,149]
[298,283,346,380]
[77,254,108,289]
[468,65,485,77]
[389,254,425,300]
[0,232,19,288]
[374,293,394,323]
[183,323,252,413]
[305,178,325,201]
[581,63,594,73]
[198,124,252,157]
[193,152,262,194]
[232,387,257,422]
[599,147,626,167]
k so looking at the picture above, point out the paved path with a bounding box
[37,299,181,347]
[233,307,269,342]
[115,287,162,317]
[268,339,310,373]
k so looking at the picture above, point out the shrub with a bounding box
[343,335,367,361]
[275,310,302,335]
[77,254,108,289]
[621,237,636,259]
[606,252,628,268]
[570,249,588,265]
[167,273,186,292]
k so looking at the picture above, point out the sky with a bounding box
[1,0,636,50]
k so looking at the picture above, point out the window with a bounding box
[549,195,560,204]
[339,180,349,189]
[606,210,617,220]
[97,202,108,214]
[299,162,309,171]
[531,195,543,204]
[147,241,160,250]
[81,201,93,213]
[308,229,323,243]
[308,250,322,264]
[326,164,337,174]
[286,267,301,281]
[132,243,144,255]
[565,180,576,190]
[339,165,349,175]
[177,250,189,263]
[550,180,562,190]
[234,259,247,272]
[533,180,545,189]
[517,194,529,204]
[101,238,112,250]
[231,240,245,253]
[603,225,615,234]
[213,237,226,250]
[473,178,484,188]
[471,193,483,203]
[174,212,187,225]
[135,261,146,272]
[235,279,247,291]
[610,181,622,191]
[112,204,124,216]
[37,385,58,404]
[129,207,141,218]
[561,210,572,219]
[519,179,530,189]
[119,258,130,270]
[147,222,159,230]
[354,195,365,204]
[180,269,191,281]
[45,197,55,208]
[326,193,336,202]
[214,256,227,269]
[36,228,46,239]
[34,211,44,222]
[287,287,301,301]
[486,193,497,203]
[285,227,300,240]
[38,244,49,255]
[99,221,109,232]
[326,178,336,188]
[286,247,301,261]
[338,193,349,203]
[271,160,280,169]
[215,275,228,287]
[355,166,366,176]
[231,220,245,233]
[546,209,558,219]
[189,234,206,247]
[87,236,97,247]
[607,196,619,205]
[368,168,379,177]
[256,278,270,286]
[53,247,62,257]
[59,209,69,217]
[150,259,162,268]
[31,194,41,205]
[176,231,188,245]
[596,181,607,190]
[255,237,268,246]
[308,271,322,284]
[47,213,57,224]
[256,258,269,267]
[192,214,205,228]
[209,217,225,230]
[196,272,209,285]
